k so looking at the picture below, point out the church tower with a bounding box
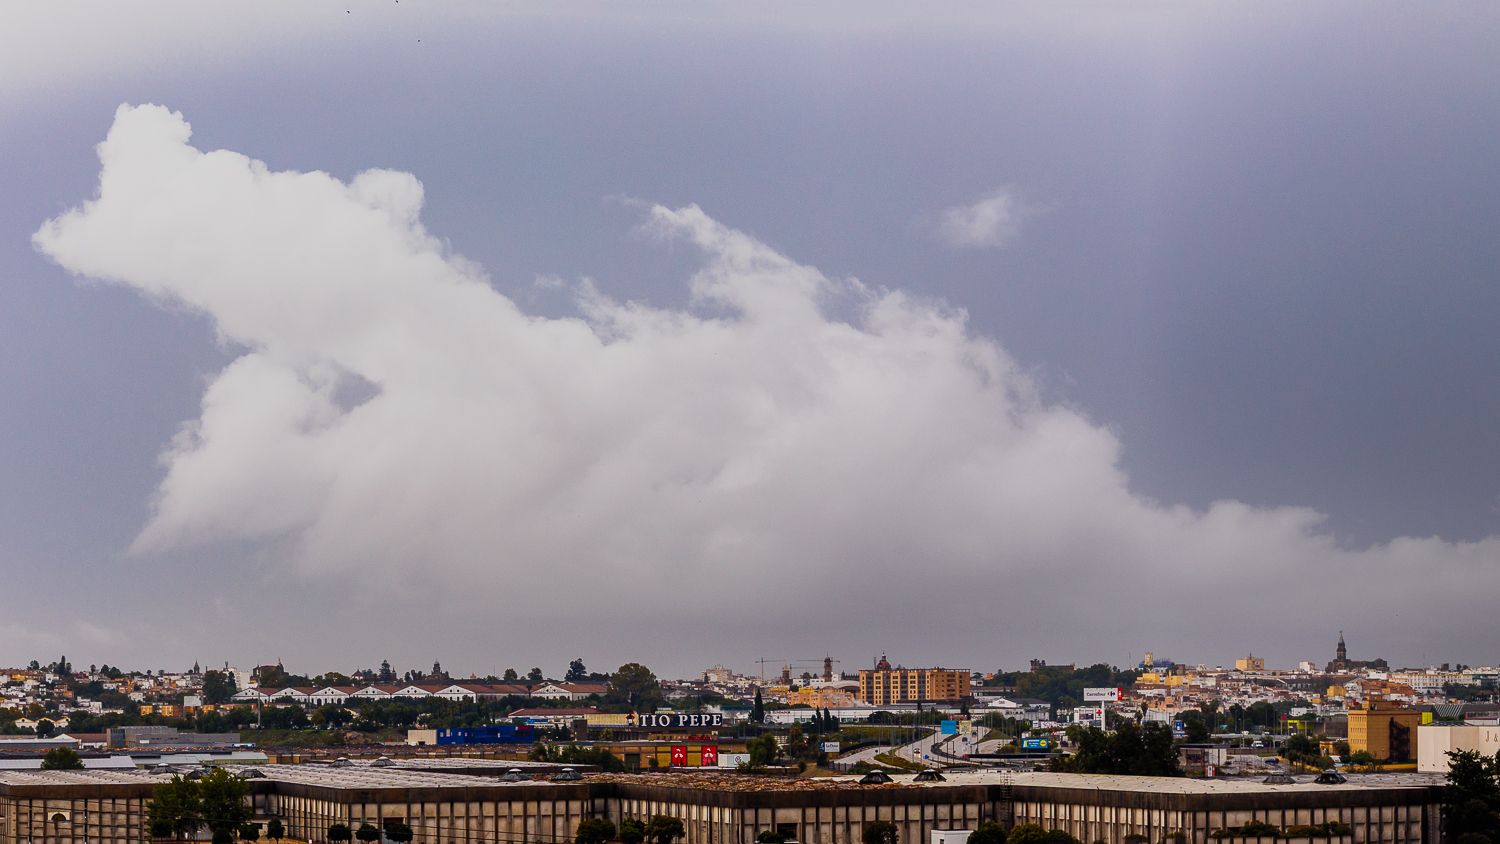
[1336,631,1348,663]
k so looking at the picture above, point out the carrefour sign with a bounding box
[630,713,724,729]
[1082,687,1121,702]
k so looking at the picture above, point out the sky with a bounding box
[2,2,1499,680]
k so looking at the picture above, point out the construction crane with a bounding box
[754,658,786,684]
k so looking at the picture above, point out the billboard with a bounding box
[821,742,840,753]
[1082,687,1121,702]
[1021,738,1052,750]
[670,745,688,766]
[701,745,719,766]
[435,725,536,745]
[631,712,724,729]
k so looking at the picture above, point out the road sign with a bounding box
[958,720,973,734]
[940,719,958,734]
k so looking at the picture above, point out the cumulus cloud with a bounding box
[32,105,1500,658]
[924,186,1037,249]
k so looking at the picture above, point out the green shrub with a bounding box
[968,822,1007,844]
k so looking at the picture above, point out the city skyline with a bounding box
[3,3,1500,676]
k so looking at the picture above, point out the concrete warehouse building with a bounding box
[0,765,1444,844]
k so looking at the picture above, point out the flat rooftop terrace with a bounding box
[0,767,1448,804]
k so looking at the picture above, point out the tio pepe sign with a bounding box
[632,712,725,729]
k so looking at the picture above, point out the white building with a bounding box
[1418,724,1500,772]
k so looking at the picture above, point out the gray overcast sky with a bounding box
[2,2,1498,679]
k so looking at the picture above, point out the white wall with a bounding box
[1417,724,1500,772]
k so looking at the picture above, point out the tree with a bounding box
[968,822,1007,844]
[328,823,353,844]
[35,718,55,738]
[1348,750,1378,771]
[577,818,617,844]
[240,824,262,842]
[528,667,545,685]
[199,767,251,843]
[383,822,413,844]
[608,663,662,711]
[1445,750,1500,844]
[747,733,779,768]
[41,746,84,770]
[862,821,899,844]
[785,726,810,761]
[751,689,765,723]
[1053,723,1180,776]
[378,660,397,683]
[1006,826,1078,844]
[620,819,647,844]
[758,832,787,844]
[504,668,519,682]
[1282,733,1322,770]
[566,659,589,683]
[266,819,285,844]
[645,815,685,844]
[1179,710,1210,744]
[356,823,382,844]
[149,775,204,841]
[202,670,237,705]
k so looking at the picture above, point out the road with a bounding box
[838,740,896,767]
[836,726,991,770]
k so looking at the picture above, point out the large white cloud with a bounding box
[33,105,1500,658]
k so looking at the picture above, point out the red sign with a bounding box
[670,745,687,766]
[700,745,718,767]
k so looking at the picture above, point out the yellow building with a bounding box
[1348,700,1421,763]
[1235,654,1265,672]
[857,657,969,705]
[786,687,857,708]
[1138,671,1196,688]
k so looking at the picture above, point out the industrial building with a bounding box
[0,763,1444,844]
